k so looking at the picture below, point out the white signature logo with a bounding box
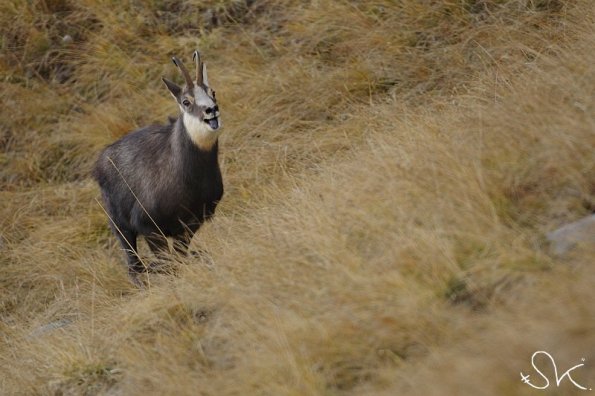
[520,351,591,390]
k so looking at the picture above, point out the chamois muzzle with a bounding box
[204,105,220,130]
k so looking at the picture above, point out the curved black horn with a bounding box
[193,50,203,86]
[171,56,193,88]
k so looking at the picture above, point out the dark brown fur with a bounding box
[93,116,223,278]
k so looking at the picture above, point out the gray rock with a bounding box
[28,319,72,338]
[546,214,595,255]
[61,34,73,45]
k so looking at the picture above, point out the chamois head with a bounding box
[162,51,221,149]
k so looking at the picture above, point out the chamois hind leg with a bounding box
[112,227,145,285]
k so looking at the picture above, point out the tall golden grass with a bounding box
[1,0,593,394]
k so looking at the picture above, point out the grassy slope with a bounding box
[1,0,594,394]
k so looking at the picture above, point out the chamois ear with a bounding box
[202,63,209,87]
[162,77,182,100]
[193,50,203,85]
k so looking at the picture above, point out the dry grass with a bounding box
[1,0,594,394]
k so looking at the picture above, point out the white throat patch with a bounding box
[182,112,220,150]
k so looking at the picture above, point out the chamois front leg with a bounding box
[145,233,171,273]
[174,230,213,265]
[173,232,193,256]
[146,233,169,258]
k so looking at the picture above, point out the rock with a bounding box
[61,34,73,45]
[28,319,72,338]
[546,214,595,256]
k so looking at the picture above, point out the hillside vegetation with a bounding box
[1,0,594,394]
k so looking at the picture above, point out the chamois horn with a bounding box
[171,56,193,88]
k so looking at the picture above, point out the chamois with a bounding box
[93,51,223,284]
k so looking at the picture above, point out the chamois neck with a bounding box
[173,117,219,160]
[180,112,220,151]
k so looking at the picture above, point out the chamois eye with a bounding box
[182,99,191,106]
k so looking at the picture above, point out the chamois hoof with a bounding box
[188,248,208,258]
[147,261,174,274]
[188,249,215,267]
[128,272,147,288]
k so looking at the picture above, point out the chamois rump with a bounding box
[93,51,223,283]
